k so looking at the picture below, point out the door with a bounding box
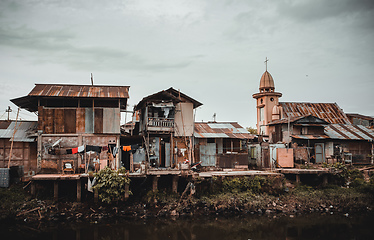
[165,142,171,168]
[315,143,325,163]
[200,143,216,167]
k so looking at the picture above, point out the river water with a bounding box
[3,213,374,240]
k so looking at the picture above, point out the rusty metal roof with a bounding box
[291,124,374,141]
[280,102,350,124]
[0,121,37,142]
[194,122,255,139]
[28,84,129,98]
[325,124,374,141]
[11,84,130,112]
[269,114,329,125]
[135,87,202,111]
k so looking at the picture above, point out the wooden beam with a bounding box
[295,174,300,184]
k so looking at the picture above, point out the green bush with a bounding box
[92,167,131,204]
[221,176,283,195]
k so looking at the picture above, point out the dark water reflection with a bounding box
[3,213,374,240]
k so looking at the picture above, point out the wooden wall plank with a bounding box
[54,109,65,133]
[64,109,76,133]
[94,108,103,133]
[76,108,85,133]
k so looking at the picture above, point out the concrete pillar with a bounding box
[152,175,159,192]
[54,181,59,202]
[172,176,179,193]
[77,179,81,202]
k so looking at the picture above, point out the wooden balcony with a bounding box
[146,117,174,132]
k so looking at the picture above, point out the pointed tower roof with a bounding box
[259,71,275,91]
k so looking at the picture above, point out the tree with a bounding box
[246,126,257,134]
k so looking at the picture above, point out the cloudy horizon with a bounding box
[0,0,373,127]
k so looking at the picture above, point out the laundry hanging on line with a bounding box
[122,144,140,153]
[86,145,102,154]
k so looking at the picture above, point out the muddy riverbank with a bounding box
[2,176,374,224]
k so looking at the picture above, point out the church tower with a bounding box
[252,59,282,136]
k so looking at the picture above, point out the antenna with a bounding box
[91,73,94,86]
[264,57,269,71]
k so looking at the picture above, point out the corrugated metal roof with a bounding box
[0,121,37,142]
[325,124,374,141]
[194,122,255,139]
[29,84,129,99]
[280,102,350,124]
[135,87,202,111]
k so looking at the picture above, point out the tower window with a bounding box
[260,99,263,104]
[270,98,274,102]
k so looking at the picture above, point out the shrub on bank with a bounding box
[92,167,131,204]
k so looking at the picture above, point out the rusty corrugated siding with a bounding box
[0,121,37,142]
[280,102,350,124]
[28,84,129,99]
[194,122,255,139]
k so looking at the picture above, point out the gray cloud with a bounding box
[276,0,374,25]
[0,25,192,72]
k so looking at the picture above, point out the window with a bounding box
[260,107,265,121]
[207,138,215,143]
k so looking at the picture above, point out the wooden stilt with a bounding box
[124,182,129,200]
[54,181,59,202]
[152,175,159,192]
[172,175,179,193]
[94,188,99,203]
[31,181,36,197]
[77,179,81,202]
[295,174,300,184]
[323,174,328,186]
[76,229,81,240]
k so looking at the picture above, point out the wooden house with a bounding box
[132,87,202,169]
[194,122,255,169]
[11,84,129,174]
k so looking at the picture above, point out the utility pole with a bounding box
[6,106,12,121]
[8,108,20,168]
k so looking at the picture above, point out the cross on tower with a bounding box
[264,57,269,71]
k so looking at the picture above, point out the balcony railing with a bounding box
[147,117,174,129]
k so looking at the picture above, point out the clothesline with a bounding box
[48,143,142,155]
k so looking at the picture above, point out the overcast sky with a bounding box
[0,0,373,127]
